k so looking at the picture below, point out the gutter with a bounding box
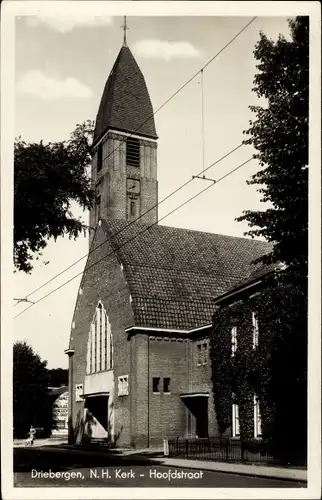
[125,324,212,336]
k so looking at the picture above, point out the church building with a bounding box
[66,27,271,448]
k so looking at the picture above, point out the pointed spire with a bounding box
[121,15,129,47]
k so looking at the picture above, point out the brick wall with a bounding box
[89,131,158,248]
[129,333,220,447]
[189,336,219,437]
[149,337,190,445]
[68,223,135,446]
[129,335,189,448]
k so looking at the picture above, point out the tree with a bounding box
[237,17,308,273]
[13,341,53,438]
[48,368,68,387]
[211,272,307,464]
[210,17,309,465]
[225,16,308,464]
[14,120,95,273]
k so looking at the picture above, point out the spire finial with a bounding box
[121,16,129,47]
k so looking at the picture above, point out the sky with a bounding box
[12,9,293,368]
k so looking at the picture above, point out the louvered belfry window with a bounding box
[126,137,140,167]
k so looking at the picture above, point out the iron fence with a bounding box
[168,437,281,465]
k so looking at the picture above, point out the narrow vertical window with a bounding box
[232,402,240,437]
[254,395,262,438]
[99,305,102,371]
[252,312,259,349]
[75,384,83,403]
[94,322,97,372]
[152,377,160,393]
[202,341,208,365]
[231,326,237,357]
[91,322,95,373]
[102,138,108,161]
[97,143,102,172]
[126,137,140,167]
[86,302,112,374]
[110,331,113,369]
[95,305,101,372]
[130,200,136,219]
[86,334,91,375]
[104,315,108,370]
[196,343,202,365]
[197,340,208,365]
[96,182,101,220]
[163,377,171,394]
[118,375,129,396]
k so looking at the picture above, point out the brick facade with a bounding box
[67,40,271,448]
[89,131,158,248]
[69,224,134,446]
[69,224,219,447]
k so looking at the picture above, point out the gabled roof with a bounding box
[93,46,157,145]
[101,219,273,330]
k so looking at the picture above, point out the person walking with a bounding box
[28,425,36,445]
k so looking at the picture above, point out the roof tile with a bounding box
[101,219,273,330]
[94,46,157,144]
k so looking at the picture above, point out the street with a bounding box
[14,445,306,488]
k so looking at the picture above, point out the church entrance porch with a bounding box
[83,393,110,440]
[181,393,209,439]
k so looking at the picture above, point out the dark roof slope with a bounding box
[101,219,273,330]
[48,386,68,398]
[94,46,157,144]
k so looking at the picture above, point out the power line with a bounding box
[17,143,244,304]
[89,16,257,178]
[200,68,205,176]
[13,156,253,320]
[14,16,257,303]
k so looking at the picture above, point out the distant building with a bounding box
[49,386,68,430]
[66,32,271,448]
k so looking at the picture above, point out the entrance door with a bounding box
[84,395,109,438]
[182,396,208,438]
[195,397,208,438]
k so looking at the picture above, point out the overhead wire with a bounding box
[16,143,244,304]
[13,155,254,320]
[89,16,257,178]
[201,69,205,176]
[14,17,258,304]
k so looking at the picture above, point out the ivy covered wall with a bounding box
[210,271,307,464]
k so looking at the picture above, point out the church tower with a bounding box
[89,19,158,246]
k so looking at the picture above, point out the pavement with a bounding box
[14,445,307,488]
[13,437,307,483]
[115,447,307,483]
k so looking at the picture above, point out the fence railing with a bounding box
[167,437,281,465]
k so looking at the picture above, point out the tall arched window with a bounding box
[86,302,113,374]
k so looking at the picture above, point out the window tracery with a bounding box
[86,302,113,374]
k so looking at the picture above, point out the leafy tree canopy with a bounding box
[14,120,95,273]
[210,16,309,465]
[237,17,308,273]
[48,368,68,387]
[13,341,53,438]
